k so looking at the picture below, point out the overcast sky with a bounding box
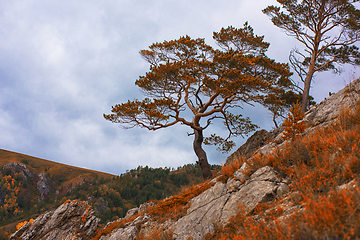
[0,1,358,175]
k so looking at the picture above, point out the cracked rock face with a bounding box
[37,173,50,200]
[10,200,99,240]
[173,166,288,240]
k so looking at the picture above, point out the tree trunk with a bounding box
[193,128,212,180]
[301,68,315,113]
[301,48,318,113]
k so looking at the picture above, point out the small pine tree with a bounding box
[282,101,306,141]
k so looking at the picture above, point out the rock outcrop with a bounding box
[226,128,283,165]
[3,162,32,180]
[226,78,360,166]
[2,162,51,200]
[10,200,99,240]
[37,173,50,200]
[172,166,288,240]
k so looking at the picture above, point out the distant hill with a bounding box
[0,149,115,179]
[0,149,218,238]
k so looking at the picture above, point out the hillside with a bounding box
[7,78,360,239]
[0,150,216,239]
[0,149,115,180]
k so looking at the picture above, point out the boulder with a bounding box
[172,166,288,240]
[98,201,156,240]
[10,200,99,240]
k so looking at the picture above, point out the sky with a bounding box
[0,0,358,175]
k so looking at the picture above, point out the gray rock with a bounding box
[125,207,139,219]
[233,162,249,179]
[173,194,230,240]
[100,214,152,240]
[173,166,284,240]
[37,173,50,200]
[226,129,272,166]
[304,79,360,127]
[220,180,277,224]
[250,166,280,183]
[100,225,138,240]
[139,219,175,239]
[226,177,242,193]
[338,179,358,191]
[276,182,289,198]
[10,200,99,240]
[187,182,227,213]
[219,167,281,225]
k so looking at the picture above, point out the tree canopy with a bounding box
[104,23,296,179]
[264,0,360,112]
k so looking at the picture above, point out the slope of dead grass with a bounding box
[205,101,360,239]
[0,149,115,180]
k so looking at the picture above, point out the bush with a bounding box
[282,101,306,141]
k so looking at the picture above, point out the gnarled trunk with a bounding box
[193,128,212,180]
[302,57,316,113]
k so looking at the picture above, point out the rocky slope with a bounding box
[226,78,360,165]
[10,200,99,240]
[0,150,206,237]
[10,78,360,239]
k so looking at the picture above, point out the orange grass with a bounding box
[148,180,215,223]
[204,101,360,239]
[217,157,244,183]
[205,187,360,240]
[282,102,306,141]
[91,213,142,240]
[221,158,243,177]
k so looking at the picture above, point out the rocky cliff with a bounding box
[10,200,99,240]
[10,78,360,239]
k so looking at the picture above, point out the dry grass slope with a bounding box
[204,100,360,239]
[0,149,115,180]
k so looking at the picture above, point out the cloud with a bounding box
[0,0,357,175]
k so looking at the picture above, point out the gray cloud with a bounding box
[0,0,358,175]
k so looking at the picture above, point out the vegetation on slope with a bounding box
[0,150,219,237]
[3,97,359,240]
[90,164,217,225]
[205,100,360,239]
